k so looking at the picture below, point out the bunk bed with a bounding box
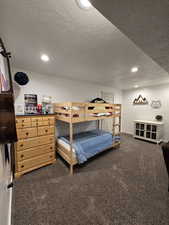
[54,102,121,174]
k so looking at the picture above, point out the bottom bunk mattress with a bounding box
[58,130,120,164]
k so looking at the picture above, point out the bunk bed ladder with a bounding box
[69,103,74,175]
[112,104,121,144]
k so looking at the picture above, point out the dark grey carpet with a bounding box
[12,135,169,225]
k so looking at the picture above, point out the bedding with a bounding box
[62,106,81,111]
[58,139,76,156]
[90,112,112,117]
[59,130,120,164]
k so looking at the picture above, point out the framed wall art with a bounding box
[151,100,161,109]
[133,95,148,105]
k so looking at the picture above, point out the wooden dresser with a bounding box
[15,115,56,177]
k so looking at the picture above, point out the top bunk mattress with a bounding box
[59,130,120,164]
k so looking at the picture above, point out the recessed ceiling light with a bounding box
[134,85,139,88]
[76,0,92,9]
[131,67,138,73]
[41,54,50,62]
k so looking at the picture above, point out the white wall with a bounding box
[13,68,169,141]
[12,69,122,136]
[122,83,169,140]
[13,69,122,108]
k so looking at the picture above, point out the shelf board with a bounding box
[133,135,162,144]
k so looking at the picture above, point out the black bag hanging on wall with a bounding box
[0,38,17,178]
[0,38,17,144]
[0,93,17,143]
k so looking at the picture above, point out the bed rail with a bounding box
[54,102,121,123]
[54,102,85,123]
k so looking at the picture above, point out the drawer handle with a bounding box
[22,120,24,122]
[50,147,53,150]
[21,154,24,158]
[26,132,29,135]
[20,144,23,147]
[45,130,48,132]
[21,165,24,168]
[49,155,53,158]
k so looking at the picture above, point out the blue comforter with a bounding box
[59,130,120,164]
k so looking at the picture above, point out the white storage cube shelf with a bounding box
[134,120,164,144]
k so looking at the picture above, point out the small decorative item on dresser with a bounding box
[42,95,53,114]
[24,94,38,114]
[15,104,24,115]
[37,104,42,113]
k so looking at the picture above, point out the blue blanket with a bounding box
[60,130,120,164]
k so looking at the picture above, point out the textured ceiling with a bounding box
[0,0,168,90]
[90,0,169,74]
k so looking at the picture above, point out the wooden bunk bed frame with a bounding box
[54,102,121,174]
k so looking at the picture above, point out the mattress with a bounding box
[57,139,76,157]
[58,130,118,164]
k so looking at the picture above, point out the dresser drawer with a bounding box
[31,117,42,122]
[16,135,55,151]
[38,120,49,126]
[31,117,41,127]
[42,116,55,125]
[17,127,37,139]
[17,152,55,172]
[49,117,55,126]
[40,135,55,145]
[16,117,31,123]
[31,117,41,121]
[16,116,55,128]
[17,144,55,161]
[16,117,38,128]
[42,116,51,121]
[16,122,32,129]
[38,126,55,136]
[16,117,32,129]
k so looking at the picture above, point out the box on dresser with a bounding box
[15,114,56,178]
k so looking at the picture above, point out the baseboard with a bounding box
[8,186,12,225]
[121,132,133,137]
[121,132,168,145]
[7,174,13,225]
[162,139,168,143]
